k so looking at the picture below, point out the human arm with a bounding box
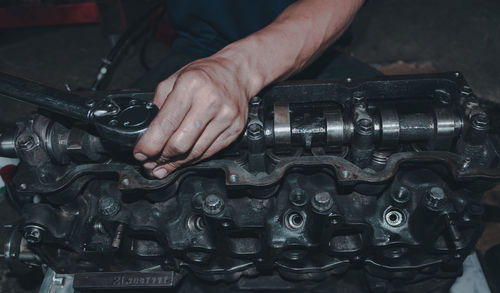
[133,0,365,178]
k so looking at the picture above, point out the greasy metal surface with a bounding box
[273,101,291,146]
[1,72,498,292]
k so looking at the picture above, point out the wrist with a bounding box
[215,39,268,100]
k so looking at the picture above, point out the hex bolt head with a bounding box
[98,196,121,217]
[289,188,307,207]
[248,123,263,139]
[356,119,374,135]
[24,226,43,244]
[17,135,35,150]
[311,191,334,213]
[424,187,447,210]
[203,194,224,216]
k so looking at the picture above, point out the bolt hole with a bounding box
[188,215,206,232]
[385,209,405,227]
[286,212,305,230]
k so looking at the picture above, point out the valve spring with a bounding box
[371,151,392,166]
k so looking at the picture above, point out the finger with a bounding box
[134,85,191,160]
[152,119,244,178]
[159,100,220,159]
[196,123,243,160]
[159,103,245,165]
[152,72,179,107]
[152,120,228,177]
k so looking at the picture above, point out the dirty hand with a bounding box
[133,56,250,178]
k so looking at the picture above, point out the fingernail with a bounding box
[153,168,168,179]
[134,153,147,161]
[143,162,157,169]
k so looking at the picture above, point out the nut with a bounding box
[311,191,333,213]
[203,194,224,216]
[98,196,121,217]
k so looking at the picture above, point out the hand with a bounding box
[133,55,250,178]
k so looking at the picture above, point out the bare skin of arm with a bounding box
[133,0,364,178]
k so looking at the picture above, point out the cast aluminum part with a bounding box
[0,72,499,292]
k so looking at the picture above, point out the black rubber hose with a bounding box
[91,1,165,91]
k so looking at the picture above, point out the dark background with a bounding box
[0,0,499,292]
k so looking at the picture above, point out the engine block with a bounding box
[0,72,499,292]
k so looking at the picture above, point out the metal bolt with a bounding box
[98,196,121,217]
[459,157,472,172]
[121,178,130,186]
[311,191,333,213]
[229,174,238,183]
[289,188,307,207]
[247,123,263,139]
[424,187,447,210]
[17,135,35,150]
[340,170,351,179]
[203,194,224,215]
[24,226,43,244]
[111,223,124,249]
[356,119,373,135]
[391,187,410,205]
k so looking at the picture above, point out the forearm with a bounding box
[135,0,365,175]
[216,0,364,98]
